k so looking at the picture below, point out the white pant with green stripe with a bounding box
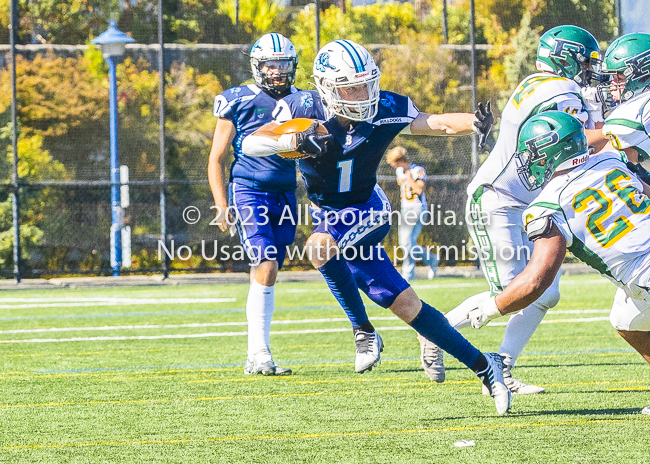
[458,186,561,367]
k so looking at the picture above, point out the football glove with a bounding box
[626,161,650,186]
[473,101,494,150]
[467,294,502,329]
[295,122,332,158]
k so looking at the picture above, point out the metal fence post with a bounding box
[107,55,122,276]
[315,0,321,53]
[159,0,169,279]
[469,0,478,174]
[10,0,21,283]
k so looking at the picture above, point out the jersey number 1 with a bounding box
[337,159,353,193]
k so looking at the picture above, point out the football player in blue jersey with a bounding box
[241,40,512,414]
[208,33,299,376]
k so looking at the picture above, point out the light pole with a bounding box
[92,21,135,276]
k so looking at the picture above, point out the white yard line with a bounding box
[0,298,236,309]
[0,317,400,334]
[0,310,611,335]
[0,316,612,343]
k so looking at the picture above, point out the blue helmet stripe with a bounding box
[336,40,364,73]
[271,33,280,52]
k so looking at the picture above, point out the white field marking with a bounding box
[0,310,609,336]
[0,316,613,343]
[490,316,610,326]
[547,309,609,314]
[0,316,400,335]
[0,298,236,310]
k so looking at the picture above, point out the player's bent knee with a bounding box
[253,260,279,286]
[306,232,339,268]
[389,287,421,323]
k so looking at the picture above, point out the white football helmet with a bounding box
[250,33,298,95]
[313,40,381,122]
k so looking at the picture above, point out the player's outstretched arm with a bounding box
[408,101,493,148]
[495,224,567,314]
[408,112,476,136]
[208,118,236,232]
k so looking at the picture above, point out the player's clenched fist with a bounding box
[473,101,494,149]
[468,294,502,329]
[294,122,333,158]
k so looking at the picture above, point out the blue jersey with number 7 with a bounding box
[272,89,420,211]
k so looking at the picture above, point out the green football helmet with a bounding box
[517,111,589,190]
[597,33,650,111]
[536,25,601,87]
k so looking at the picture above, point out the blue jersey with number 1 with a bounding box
[213,84,298,193]
[273,89,420,210]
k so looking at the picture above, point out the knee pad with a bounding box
[610,288,650,331]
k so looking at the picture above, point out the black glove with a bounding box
[626,161,650,186]
[474,101,494,149]
[295,122,332,158]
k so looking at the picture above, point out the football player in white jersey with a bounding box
[465,111,650,415]
[422,25,610,393]
[386,146,440,282]
[599,33,650,177]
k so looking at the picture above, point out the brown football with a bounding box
[271,118,328,159]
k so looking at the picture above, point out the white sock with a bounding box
[246,280,275,362]
[498,303,546,367]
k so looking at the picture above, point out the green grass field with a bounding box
[0,274,648,463]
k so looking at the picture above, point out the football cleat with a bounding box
[480,360,545,395]
[477,353,512,415]
[354,329,383,373]
[642,406,650,416]
[244,358,292,376]
[481,364,545,395]
[417,334,445,382]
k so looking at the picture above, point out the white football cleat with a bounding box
[481,363,545,395]
[417,334,445,382]
[477,353,512,415]
[642,406,650,415]
[354,329,383,373]
[244,357,292,376]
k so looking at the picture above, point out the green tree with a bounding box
[15,0,119,44]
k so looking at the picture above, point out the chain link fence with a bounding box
[0,42,501,277]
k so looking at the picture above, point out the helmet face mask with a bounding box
[250,33,298,95]
[313,40,381,122]
[597,34,650,114]
[536,26,601,87]
[516,111,589,190]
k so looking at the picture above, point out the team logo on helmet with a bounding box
[523,131,560,156]
[624,49,650,81]
[552,39,587,62]
[315,53,337,73]
[251,39,263,52]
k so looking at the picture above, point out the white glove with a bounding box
[581,87,604,124]
[467,295,502,329]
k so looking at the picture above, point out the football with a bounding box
[271,118,329,159]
